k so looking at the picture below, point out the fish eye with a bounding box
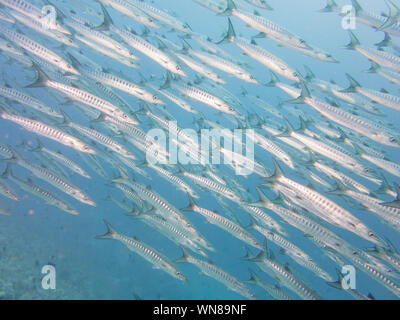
[153,95,158,100]
[176,65,181,71]
[368,232,375,237]
[390,137,398,143]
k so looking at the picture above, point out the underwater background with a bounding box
[0,0,400,300]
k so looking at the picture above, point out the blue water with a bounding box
[0,0,400,300]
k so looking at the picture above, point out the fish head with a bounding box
[152,94,164,105]
[387,135,400,148]
[246,74,259,85]
[322,53,339,63]
[358,166,381,183]
[362,229,387,248]
[81,144,97,155]
[79,194,96,207]
[174,64,187,77]
[63,62,80,76]
[175,270,189,282]
[53,22,72,36]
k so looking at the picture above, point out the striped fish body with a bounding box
[0,112,96,154]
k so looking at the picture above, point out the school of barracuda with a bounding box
[1,0,400,300]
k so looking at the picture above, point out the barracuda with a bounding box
[0,85,62,118]
[344,249,400,298]
[137,104,199,148]
[251,187,347,250]
[348,0,400,37]
[280,119,370,177]
[263,160,385,246]
[246,269,293,300]
[98,0,160,29]
[303,66,381,115]
[177,167,243,204]
[343,74,400,112]
[25,65,138,125]
[64,18,135,61]
[127,0,193,35]
[8,10,78,48]
[96,114,169,161]
[60,111,136,160]
[368,245,400,273]
[97,220,188,282]
[3,165,79,215]
[67,54,163,105]
[241,204,287,236]
[105,194,135,213]
[251,130,294,169]
[285,78,400,149]
[0,173,19,201]
[96,5,186,77]
[367,61,400,86]
[6,148,95,206]
[111,177,212,251]
[220,0,309,50]
[74,35,139,69]
[174,52,226,85]
[161,72,240,117]
[247,221,320,270]
[0,0,71,35]
[308,156,370,194]
[143,162,199,199]
[0,107,96,155]
[128,209,207,257]
[182,40,258,85]
[345,31,400,72]
[219,19,299,82]
[113,182,147,210]
[177,248,257,300]
[0,25,79,75]
[356,147,400,179]
[329,181,400,232]
[30,139,91,179]
[182,195,263,250]
[0,38,25,57]
[242,248,321,300]
[0,144,14,159]
[145,82,196,113]
[0,7,14,23]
